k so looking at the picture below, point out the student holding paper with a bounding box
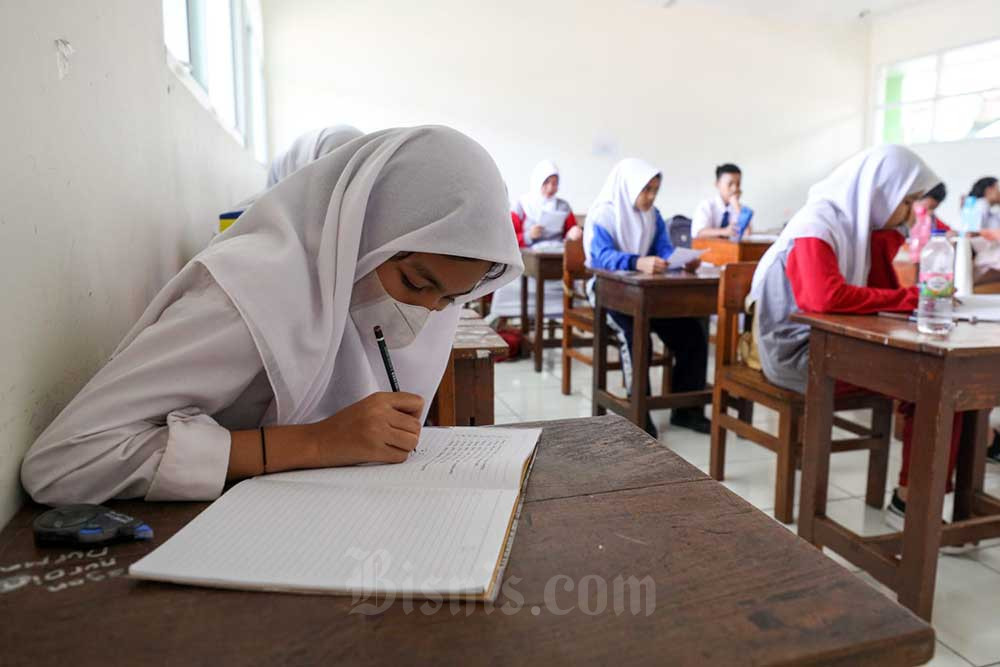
[511,160,582,247]
[692,163,754,239]
[489,160,581,321]
[21,126,523,505]
[747,145,966,527]
[583,158,709,436]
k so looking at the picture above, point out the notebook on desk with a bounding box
[129,427,541,601]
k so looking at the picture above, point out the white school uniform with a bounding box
[691,193,740,239]
[691,193,742,239]
[490,160,573,319]
[22,126,522,505]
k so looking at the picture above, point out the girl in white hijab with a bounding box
[22,126,522,505]
[749,144,951,527]
[489,160,582,321]
[583,158,708,437]
[513,160,581,247]
[266,124,365,187]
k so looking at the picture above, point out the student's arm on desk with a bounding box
[228,392,423,480]
[20,268,423,506]
[787,237,918,313]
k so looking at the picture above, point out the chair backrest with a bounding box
[715,262,757,368]
[668,215,693,249]
[563,235,590,308]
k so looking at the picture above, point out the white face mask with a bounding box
[350,270,431,349]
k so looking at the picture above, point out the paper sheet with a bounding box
[129,427,541,600]
[667,247,707,270]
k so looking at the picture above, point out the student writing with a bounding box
[21,126,523,505]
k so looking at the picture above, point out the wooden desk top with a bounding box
[452,313,508,359]
[591,266,721,287]
[520,248,564,259]
[792,312,1000,358]
[0,415,932,667]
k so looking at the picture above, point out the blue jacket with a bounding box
[588,208,674,271]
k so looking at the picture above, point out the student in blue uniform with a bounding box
[583,158,709,436]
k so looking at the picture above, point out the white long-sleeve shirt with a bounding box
[692,193,742,239]
[21,266,275,505]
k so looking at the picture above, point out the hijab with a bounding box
[517,160,567,230]
[750,145,939,298]
[266,125,365,187]
[117,126,523,425]
[583,158,661,263]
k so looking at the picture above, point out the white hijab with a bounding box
[584,158,661,263]
[518,160,566,225]
[117,126,522,425]
[750,145,939,298]
[266,125,365,187]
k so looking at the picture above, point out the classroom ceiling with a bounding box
[639,0,928,22]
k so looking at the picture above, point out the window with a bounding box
[162,0,268,162]
[873,38,1000,145]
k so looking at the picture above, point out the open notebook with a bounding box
[130,427,541,601]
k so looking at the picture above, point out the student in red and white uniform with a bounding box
[749,145,956,528]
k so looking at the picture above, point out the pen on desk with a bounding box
[877,312,918,323]
[373,326,400,392]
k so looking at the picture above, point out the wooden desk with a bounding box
[591,269,718,427]
[520,249,564,372]
[0,415,933,666]
[692,238,772,266]
[794,313,1000,620]
[431,310,509,426]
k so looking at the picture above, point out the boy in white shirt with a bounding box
[692,163,753,239]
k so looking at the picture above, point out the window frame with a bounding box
[162,0,268,163]
[872,36,1000,146]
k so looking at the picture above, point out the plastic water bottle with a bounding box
[917,229,955,335]
[908,203,932,258]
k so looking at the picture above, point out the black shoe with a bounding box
[885,488,971,554]
[670,410,711,434]
[987,430,1000,464]
[644,414,659,439]
[885,489,906,531]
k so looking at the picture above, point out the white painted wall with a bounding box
[262,0,869,228]
[0,1,266,526]
[868,0,1000,223]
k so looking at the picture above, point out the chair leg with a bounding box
[775,408,797,524]
[709,385,728,481]
[561,323,572,396]
[660,352,672,396]
[865,400,893,509]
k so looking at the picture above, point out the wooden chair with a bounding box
[561,236,671,396]
[710,262,892,523]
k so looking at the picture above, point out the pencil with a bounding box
[373,326,401,392]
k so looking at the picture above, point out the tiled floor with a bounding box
[495,349,1000,667]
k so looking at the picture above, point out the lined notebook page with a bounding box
[264,427,540,490]
[129,427,541,599]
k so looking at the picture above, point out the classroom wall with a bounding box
[868,0,1000,223]
[262,0,870,228]
[0,2,266,526]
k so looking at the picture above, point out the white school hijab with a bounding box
[583,158,661,264]
[115,126,523,425]
[266,125,365,187]
[749,144,939,299]
[518,160,567,228]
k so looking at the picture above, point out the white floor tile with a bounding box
[923,641,975,667]
[693,457,851,518]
